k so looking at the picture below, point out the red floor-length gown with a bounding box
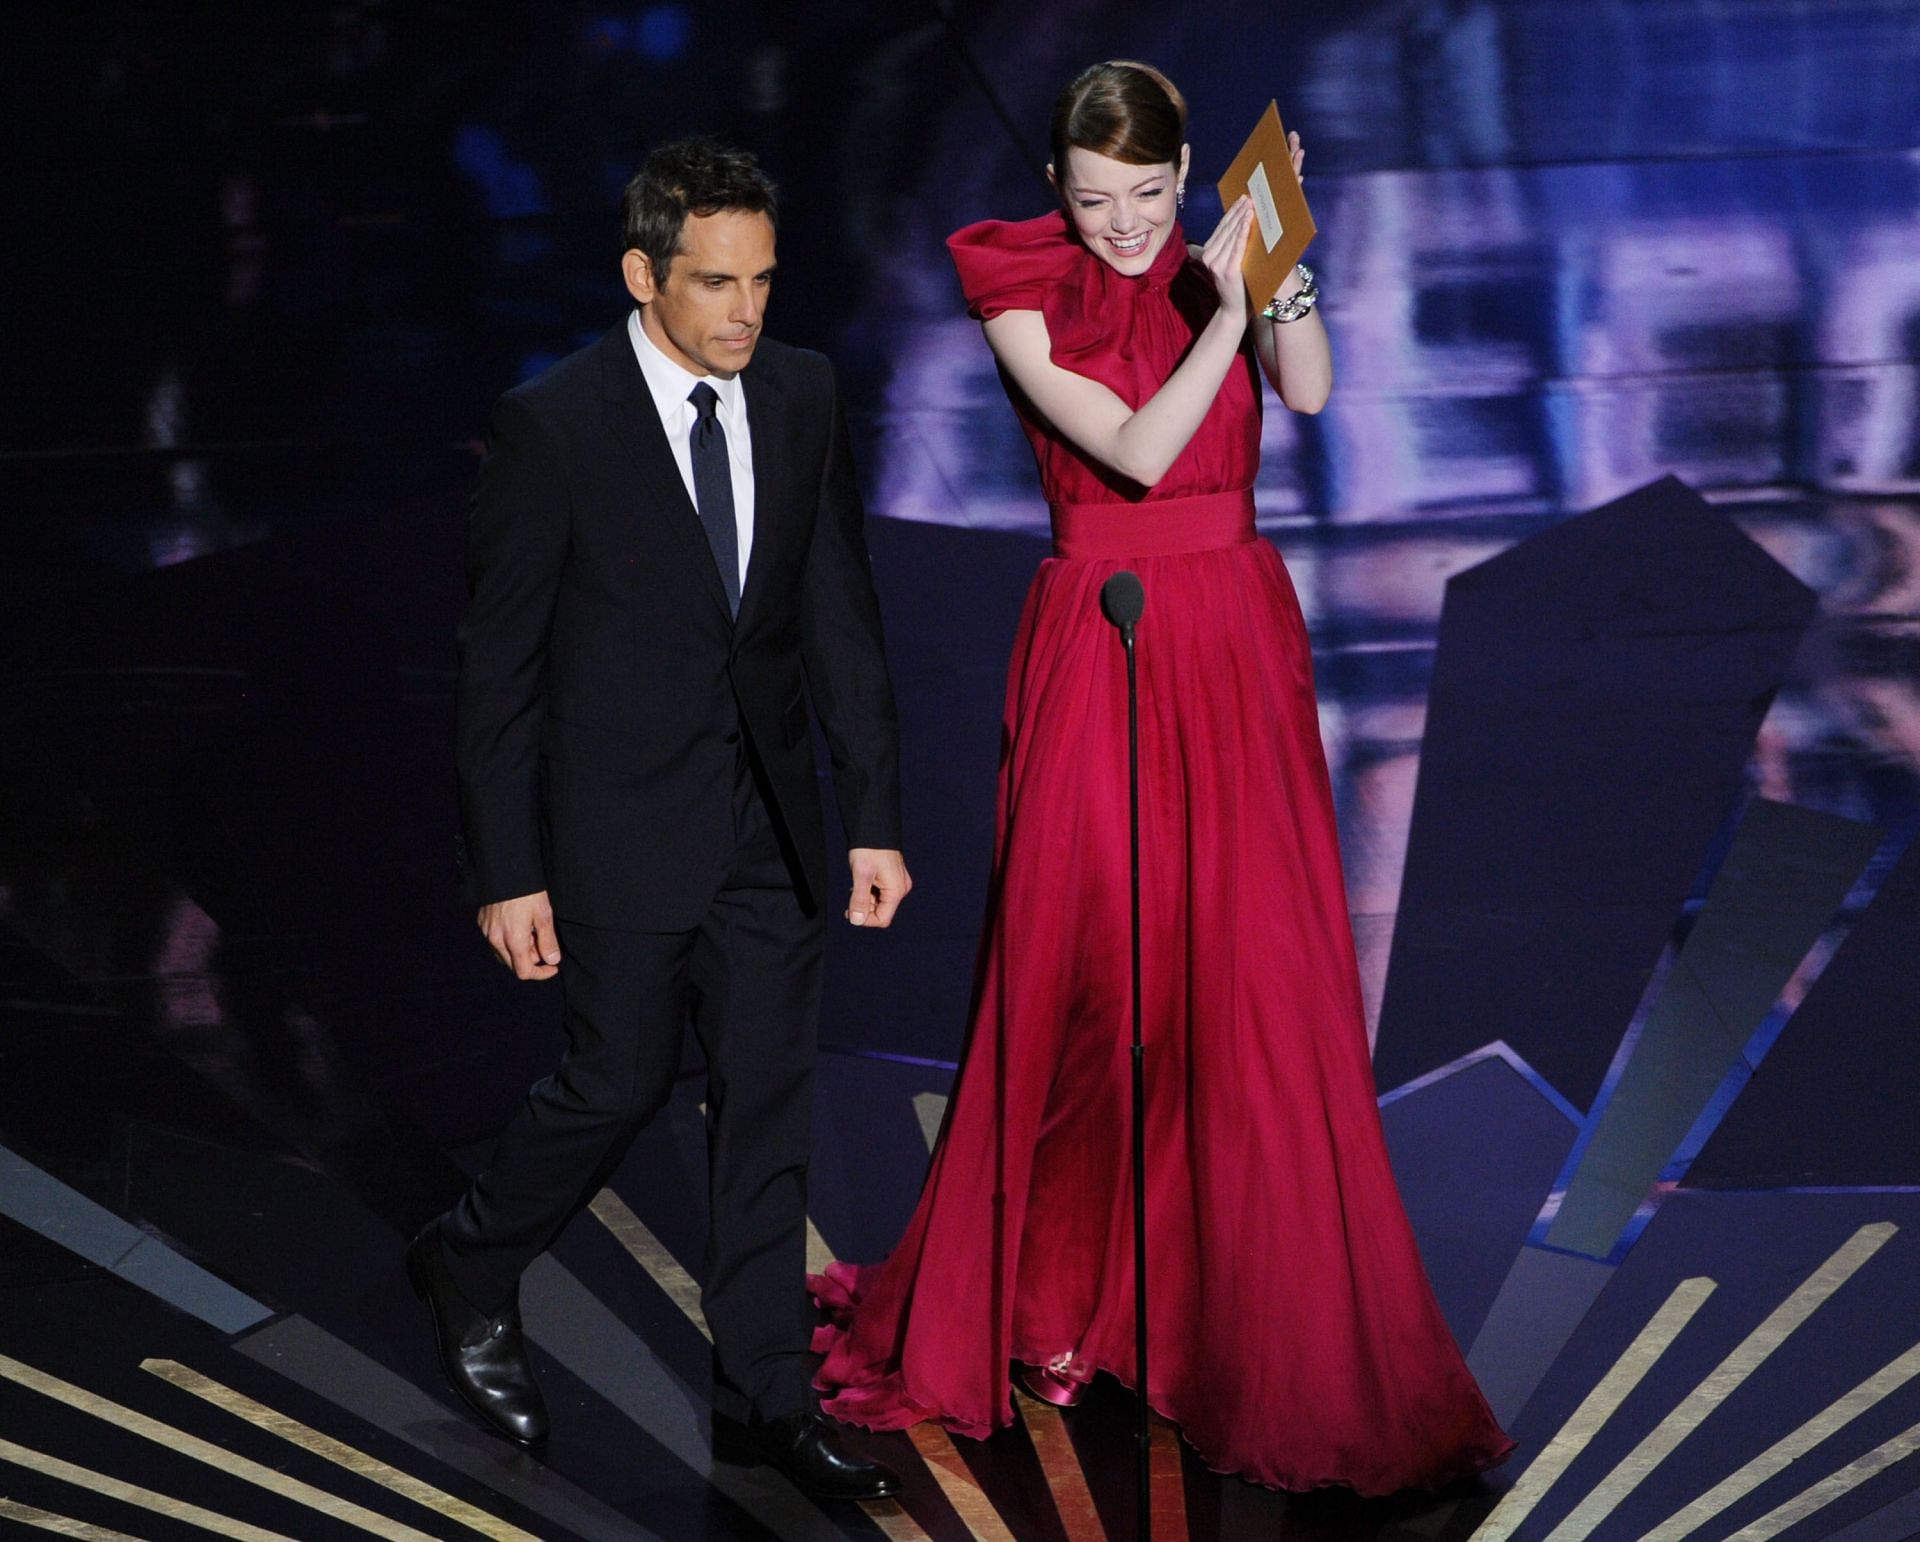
[812,211,1515,1493]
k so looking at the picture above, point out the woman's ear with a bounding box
[1045,162,1059,196]
[1178,144,1191,184]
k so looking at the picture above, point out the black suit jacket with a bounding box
[455,322,901,931]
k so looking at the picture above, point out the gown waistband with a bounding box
[1049,489,1258,561]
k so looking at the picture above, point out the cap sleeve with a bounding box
[947,213,1083,321]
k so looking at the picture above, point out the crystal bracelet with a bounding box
[1262,264,1319,324]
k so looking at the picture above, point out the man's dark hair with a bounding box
[620,137,778,283]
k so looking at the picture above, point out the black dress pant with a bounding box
[440,750,824,1421]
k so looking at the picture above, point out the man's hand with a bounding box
[478,890,562,979]
[846,849,911,929]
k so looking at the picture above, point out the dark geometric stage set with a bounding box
[3,3,1918,1540]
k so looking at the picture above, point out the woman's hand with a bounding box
[1199,194,1257,323]
[1290,129,1306,184]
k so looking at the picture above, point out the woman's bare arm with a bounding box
[1250,132,1332,414]
[980,198,1256,490]
[1252,279,1332,414]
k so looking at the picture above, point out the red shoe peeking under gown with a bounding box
[810,210,1516,1495]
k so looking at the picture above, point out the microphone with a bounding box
[1100,563,1151,1537]
[1100,570,1145,642]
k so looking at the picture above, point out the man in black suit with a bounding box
[408,138,907,1501]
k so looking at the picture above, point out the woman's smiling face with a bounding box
[1056,143,1189,276]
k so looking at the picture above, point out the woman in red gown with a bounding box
[813,60,1514,1494]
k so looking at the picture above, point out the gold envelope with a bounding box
[1214,101,1316,307]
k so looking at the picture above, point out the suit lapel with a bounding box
[737,356,792,632]
[598,325,732,621]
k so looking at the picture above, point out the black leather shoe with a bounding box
[715,1409,899,1501]
[405,1226,549,1446]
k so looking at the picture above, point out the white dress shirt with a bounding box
[627,308,755,591]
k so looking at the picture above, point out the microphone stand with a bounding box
[1101,570,1151,1542]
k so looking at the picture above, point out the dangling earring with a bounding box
[1176,183,1186,210]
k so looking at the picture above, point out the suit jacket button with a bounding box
[723,731,741,745]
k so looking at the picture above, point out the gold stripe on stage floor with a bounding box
[1151,1418,1190,1541]
[907,1423,1020,1542]
[141,1358,538,1541]
[1019,1398,1106,1539]
[0,1495,147,1540]
[858,1498,940,1542]
[589,1187,712,1338]
[1545,1222,1897,1541]
[0,1437,294,1542]
[0,1353,436,1541]
[1725,1417,1920,1540]
[1642,1337,1920,1540]
[1474,1275,1716,1541]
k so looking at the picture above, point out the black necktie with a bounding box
[687,381,741,618]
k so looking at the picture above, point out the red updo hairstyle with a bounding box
[1049,59,1188,173]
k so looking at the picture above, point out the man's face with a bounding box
[625,209,776,379]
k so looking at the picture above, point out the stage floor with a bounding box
[4,1,1919,1537]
